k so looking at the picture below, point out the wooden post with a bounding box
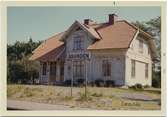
[71,60,73,97]
[85,60,87,98]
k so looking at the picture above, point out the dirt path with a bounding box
[7,99,91,110]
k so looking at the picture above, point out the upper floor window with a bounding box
[73,35,83,50]
[42,62,47,75]
[102,60,111,77]
[139,39,143,53]
[131,60,135,78]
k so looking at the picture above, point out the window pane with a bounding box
[102,60,111,77]
[131,60,135,77]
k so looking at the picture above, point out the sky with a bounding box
[7,6,160,44]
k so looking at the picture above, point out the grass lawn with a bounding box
[7,84,161,110]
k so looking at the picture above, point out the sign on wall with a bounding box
[67,53,90,60]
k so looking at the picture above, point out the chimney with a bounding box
[84,19,94,25]
[108,14,118,24]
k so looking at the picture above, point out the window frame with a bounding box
[73,35,84,50]
[73,61,84,79]
[131,60,135,78]
[145,63,149,78]
[102,59,111,77]
[139,39,143,53]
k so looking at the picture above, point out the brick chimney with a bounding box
[108,14,118,24]
[84,19,94,25]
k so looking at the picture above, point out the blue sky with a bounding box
[7,6,160,44]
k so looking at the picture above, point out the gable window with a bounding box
[102,60,111,77]
[131,60,135,78]
[42,62,47,75]
[139,39,143,53]
[145,63,149,78]
[73,35,83,50]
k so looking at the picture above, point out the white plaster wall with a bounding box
[90,50,126,85]
[125,36,152,86]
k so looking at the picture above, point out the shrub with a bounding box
[95,79,105,87]
[77,92,92,101]
[64,80,71,86]
[105,80,115,87]
[143,85,150,88]
[129,83,143,90]
[76,79,85,87]
[91,92,103,97]
[88,81,95,87]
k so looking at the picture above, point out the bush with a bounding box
[152,70,161,88]
[76,79,85,87]
[95,79,105,87]
[91,92,103,97]
[105,80,115,87]
[64,80,71,86]
[129,83,143,90]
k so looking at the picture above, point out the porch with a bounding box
[40,61,64,85]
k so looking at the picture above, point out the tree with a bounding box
[7,38,42,84]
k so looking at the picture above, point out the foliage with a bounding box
[129,84,143,91]
[7,38,42,84]
[95,79,105,87]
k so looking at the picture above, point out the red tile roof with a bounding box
[30,19,156,61]
[88,20,138,49]
[29,32,64,61]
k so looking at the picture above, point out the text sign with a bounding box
[67,53,90,60]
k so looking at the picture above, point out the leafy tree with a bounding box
[7,37,41,84]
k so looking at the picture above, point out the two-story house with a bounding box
[30,14,157,86]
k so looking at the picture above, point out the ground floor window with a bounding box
[131,60,135,78]
[73,61,84,79]
[42,62,47,75]
[145,63,149,78]
[102,60,111,77]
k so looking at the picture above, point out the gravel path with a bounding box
[7,99,90,110]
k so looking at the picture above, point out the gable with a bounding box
[60,21,101,42]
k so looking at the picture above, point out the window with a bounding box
[50,62,56,76]
[145,63,149,78]
[102,60,111,77]
[131,60,135,77]
[139,40,143,53]
[42,62,47,75]
[73,35,83,50]
[73,61,84,78]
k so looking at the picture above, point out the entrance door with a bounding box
[73,61,84,80]
[60,64,64,81]
[50,62,57,83]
